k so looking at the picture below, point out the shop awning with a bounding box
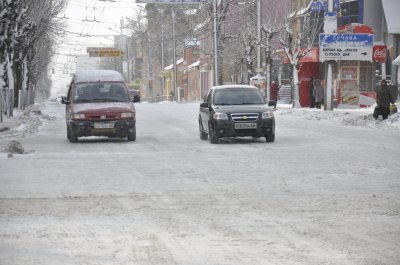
[382,0,400,34]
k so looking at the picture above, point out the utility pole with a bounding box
[172,8,178,100]
[126,38,131,83]
[161,11,165,99]
[212,0,219,86]
[148,31,153,99]
[324,0,335,111]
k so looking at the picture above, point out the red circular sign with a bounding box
[373,45,387,63]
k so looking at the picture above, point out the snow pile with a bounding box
[275,105,400,131]
[0,102,56,139]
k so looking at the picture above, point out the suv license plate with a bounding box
[94,123,114,129]
[235,123,257,129]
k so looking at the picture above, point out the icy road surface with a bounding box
[0,101,399,265]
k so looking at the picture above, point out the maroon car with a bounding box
[61,70,139,142]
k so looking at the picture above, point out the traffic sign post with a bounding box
[319,34,374,62]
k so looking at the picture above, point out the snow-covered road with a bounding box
[0,101,399,264]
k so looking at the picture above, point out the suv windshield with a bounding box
[213,89,265,105]
[73,83,129,103]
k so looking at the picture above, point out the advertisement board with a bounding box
[372,45,387,63]
[87,47,124,57]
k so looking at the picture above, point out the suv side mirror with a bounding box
[268,100,276,107]
[61,96,70,105]
[200,102,209,108]
[132,95,140,103]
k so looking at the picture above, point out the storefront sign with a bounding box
[372,45,387,63]
[335,23,374,34]
[319,34,373,61]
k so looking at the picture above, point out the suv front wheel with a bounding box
[266,133,275,142]
[199,120,208,140]
[209,123,219,144]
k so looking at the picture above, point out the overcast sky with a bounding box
[51,0,144,95]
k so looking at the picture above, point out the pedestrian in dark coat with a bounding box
[374,80,395,120]
[313,79,324,109]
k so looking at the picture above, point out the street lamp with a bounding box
[212,0,219,86]
[256,0,261,72]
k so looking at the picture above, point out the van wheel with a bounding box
[68,126,78,143]
[67,125,71,140]
[127,127,136,141]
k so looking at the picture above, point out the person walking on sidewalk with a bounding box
[313,79,324,109]
[309,77,316,108]
[270,81,279,109]
[374,79,395,120]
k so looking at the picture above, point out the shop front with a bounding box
[282,47,321,107]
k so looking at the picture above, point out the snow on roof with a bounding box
[188,60,200,69]
[165,58,184,70]
[74,70,125,83]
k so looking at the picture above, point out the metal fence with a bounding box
[1,89,35,123]
[0,88,14,122]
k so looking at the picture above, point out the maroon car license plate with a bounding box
[94,123,114,129]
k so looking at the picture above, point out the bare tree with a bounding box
[242,32,257,82]
[261,24,278,101]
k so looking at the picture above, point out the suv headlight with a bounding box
[121,112,135,118]
[213,112,228,120]
[73,113,85,119]
[262,111,273,119]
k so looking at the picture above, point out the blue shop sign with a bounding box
[311,0,340,13]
